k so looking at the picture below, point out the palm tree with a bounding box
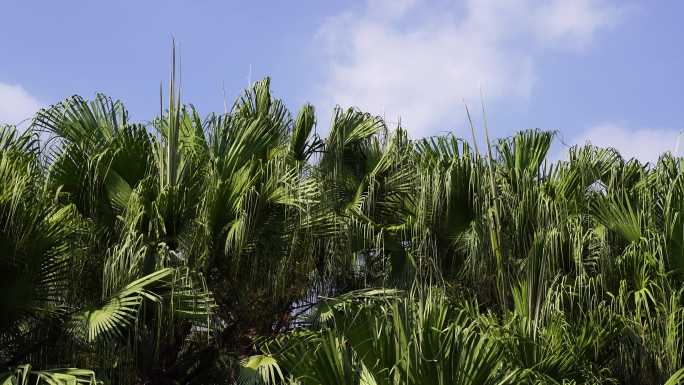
[2,55,684,384]
[243,289,518,385]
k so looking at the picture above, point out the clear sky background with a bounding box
[1,0,682,161]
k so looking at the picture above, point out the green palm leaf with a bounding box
[74,268,173,341]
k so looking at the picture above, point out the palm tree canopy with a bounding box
[1,72,684,385]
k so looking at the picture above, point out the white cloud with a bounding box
[0,82,42,126]
[569,123,682,162]
[316,0,625,136]
[533,0,624,49]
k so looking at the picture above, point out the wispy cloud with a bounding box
[568,123,681,163]
[315,0,626,136]
[0,82,42,126]
[532,0,625,49]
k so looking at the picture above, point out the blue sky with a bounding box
[1,0,683,161]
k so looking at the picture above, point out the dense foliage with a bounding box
[1,72,684,384]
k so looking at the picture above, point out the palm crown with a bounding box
[2,62,684,385]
